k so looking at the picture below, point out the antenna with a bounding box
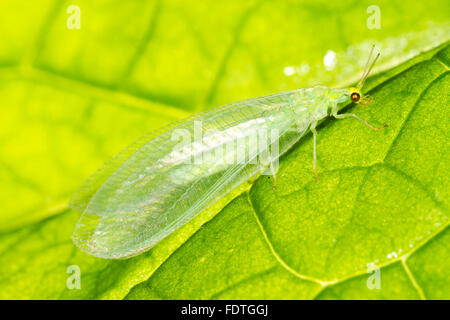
[357,45,380,89]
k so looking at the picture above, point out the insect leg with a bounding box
[333,113,388,130]
[310,122,320,181]
[270,162,277,189]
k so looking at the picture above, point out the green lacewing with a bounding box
[71,46,387,258]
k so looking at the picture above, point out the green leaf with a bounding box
[0,0,449,299]
[125,44,450,300]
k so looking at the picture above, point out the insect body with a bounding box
[71,47,387,258]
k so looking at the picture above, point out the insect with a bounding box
[71,46,387,258]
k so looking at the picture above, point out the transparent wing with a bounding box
[72,90,307,258]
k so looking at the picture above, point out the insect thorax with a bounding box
[288,86,348,123]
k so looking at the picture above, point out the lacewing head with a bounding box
[347,45,380,106]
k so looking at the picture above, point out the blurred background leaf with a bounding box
[0,0,448,299]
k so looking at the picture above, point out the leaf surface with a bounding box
[0,0,449,299]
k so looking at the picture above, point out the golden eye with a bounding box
[351,92,360,102]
